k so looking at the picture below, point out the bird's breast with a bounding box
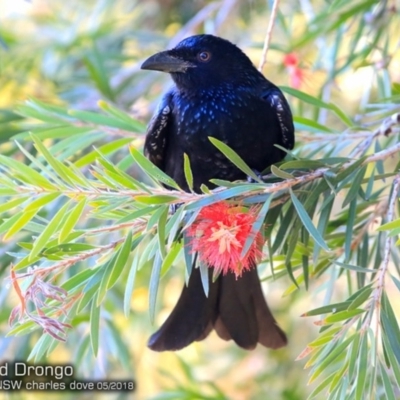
[165,89,284,191]
[173,91,252,141]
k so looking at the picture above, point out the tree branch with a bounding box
[258,0,281,72]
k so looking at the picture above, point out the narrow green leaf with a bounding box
[14,104,61,123]
[14,140,67,187]
[30,200,70,260]
[78,285,100,313]
[157,207,168,259]
[146,206,165,231]
[161,241,182,277]
[31,135,74,185]
[59,197,87,243]
[208,137,262,182]
[381,295,400,366]
[342,166,366,207]
[14,125,93,141]
[378,218,400,231]
[347,285,373,310]
[241,195,273,258]
[0,188,18,195]
[90,300,101,357]
[45,243,95,255]
[0,154,55,189]
[98,100,145,132]
[149,252,162,323]
[97,255,118,305]
[328,362,349,394]
[344,198,357,263]
[3,210,38,240]
[270,165,294,179]
[186,184,261,211]
[290,190,329,251]
[323,309,365,324]
[124,252,139,317]
[74,138,132,168]
[29,334,54,362]
[183,231,194,282]
[333,261,375,273]
[61,269,98,291]
[117,206,154,224]
[303,301,351,316]
[69,110,141,132]
[84,48,114,101]
[129,146,180,189]
[166,205,184,246]
[327,103,354,127]
[199,262,209,297]
[355,333,368,400]
[24,192,61,212]
[348,331,361,380]
[334,157,367,183]
[308,372,336,399]
[138,235,158,267]
[281,86,353,127]
[107,231,132,290]
[74,336,90,369]
[183,153,194,192]
[0,196,28,213]
[391,274,400,292]
[313,192,334,265]
[294,116,333,132]
[309,334,356,383]
[380,362,396,400]
[281,160,327,170]
[382,333,400,389]
[134,195,178,204]
[6,321,37,337]
[105,320,132,371]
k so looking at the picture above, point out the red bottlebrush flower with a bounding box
[283,52,304,89]
[187,202,264,278]
[283,53,299,67]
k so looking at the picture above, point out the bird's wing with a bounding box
[262,87,295,150]
[144,92,174,170]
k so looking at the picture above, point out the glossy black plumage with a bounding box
[141,35,294,351]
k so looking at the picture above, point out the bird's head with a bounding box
[141,35,260,90]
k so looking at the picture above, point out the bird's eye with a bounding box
[197,51,211,62]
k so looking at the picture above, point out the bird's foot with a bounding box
[169,203,183,214]
[247,169,264,183]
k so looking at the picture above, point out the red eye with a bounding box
[197,51,211,62]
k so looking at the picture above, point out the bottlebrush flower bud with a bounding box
[187,202,264,278]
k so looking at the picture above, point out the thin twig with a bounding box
[374,174,400,305]
[297,132,383,142]
[258,0,281,72]
[350,112,400,157]
[14,239,124,279]
[260,141,400,195]
[333,198,389,258]
[11,141,400,205]
[87,220,146,234]
[361,174,400,333]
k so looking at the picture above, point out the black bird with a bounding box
[141,34,294,351]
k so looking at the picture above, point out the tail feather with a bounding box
[148,266,287,351]
[147,267,219,351]
[217,270,259,349]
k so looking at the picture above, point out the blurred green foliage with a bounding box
[0,1,399,399]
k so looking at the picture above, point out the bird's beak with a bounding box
[141,51,195,73]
